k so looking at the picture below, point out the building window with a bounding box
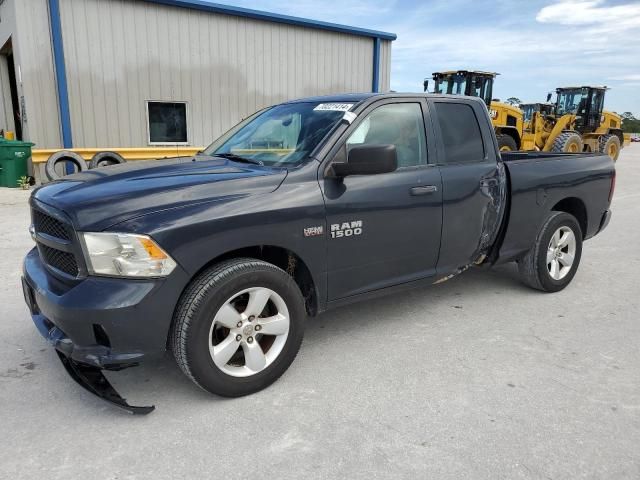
[146,101,188,145]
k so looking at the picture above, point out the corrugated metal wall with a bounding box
[379,40,392,92]
[57,0,383,148]
[0,0,61,148]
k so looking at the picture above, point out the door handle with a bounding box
[410,185,438,196]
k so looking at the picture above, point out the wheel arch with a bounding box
[551,197,588,238]
[495,126,521,148]
[176,244,318,316]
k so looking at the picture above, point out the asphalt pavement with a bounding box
[1,145,639,479]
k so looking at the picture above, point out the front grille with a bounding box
[39,244,79,277]
[32,205,81,278]
[33,210,70,240]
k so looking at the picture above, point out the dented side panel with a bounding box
[435,161,506,277]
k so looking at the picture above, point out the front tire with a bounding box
[518,212,583,292]
[552,132,583,153]
[171,258,306,397]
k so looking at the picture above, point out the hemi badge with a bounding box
[303,226,324,237]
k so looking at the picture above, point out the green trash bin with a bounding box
[0,138,34,187]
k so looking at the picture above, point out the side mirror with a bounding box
[331,144,397,177]
[423,79,429,92]
[546,92,552,102]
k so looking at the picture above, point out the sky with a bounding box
[218,0,640,115]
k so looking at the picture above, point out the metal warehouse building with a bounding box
[0,0,395,157]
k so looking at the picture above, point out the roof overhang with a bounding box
[142,0,397,40]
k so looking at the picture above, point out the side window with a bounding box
[433,102,485,164]
[346,103,427,168]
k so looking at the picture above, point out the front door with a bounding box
[321,100,443,300]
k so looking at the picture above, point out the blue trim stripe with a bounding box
[372,37,381,92]
[145,0,397,40]
[48,0,73,149]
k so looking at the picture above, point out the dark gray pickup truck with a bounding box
[22,93,615,413]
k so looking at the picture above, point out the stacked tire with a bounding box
[45,150,126,181]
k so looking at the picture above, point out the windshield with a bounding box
[203,102,351,166]
[521,104,535,122]
[434,74,467,96]
[556,89,585,116]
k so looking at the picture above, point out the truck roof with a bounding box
[284,93,382,104]
[283,92,486,105]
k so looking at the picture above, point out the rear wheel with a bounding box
[551,132,583,153]
[497,134,518,152]
[598,134,621,161]
[518,212,583,292]
[171,258,306,397]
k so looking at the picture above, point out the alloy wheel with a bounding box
[546,226,576,280]
[208,287,290,377]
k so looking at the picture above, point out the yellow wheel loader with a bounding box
[425,72,624,160]
[520,102,554,132]
[524,86,625,160]
[428,70,524,151]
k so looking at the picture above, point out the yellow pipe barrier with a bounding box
[31,147,204,164]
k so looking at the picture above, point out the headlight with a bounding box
[81,232,177,278]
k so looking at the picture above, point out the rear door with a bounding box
[428,98,504,275]
[321,99,443,300]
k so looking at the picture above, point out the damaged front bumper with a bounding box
[22,277,154,414]
[18,247,189,414]
[56,350,154,415]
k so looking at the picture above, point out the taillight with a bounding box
[608,169,616,203]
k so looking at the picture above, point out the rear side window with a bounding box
[433,103,485,164]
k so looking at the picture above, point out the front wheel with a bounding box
[171,258,306,397]
[551,132,583,153]
[518,212,583,292]
[497,134,518,152]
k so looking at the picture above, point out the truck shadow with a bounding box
[305,263,528,341]
[104,263,531,413]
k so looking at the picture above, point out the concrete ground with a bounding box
[1,145,639,480]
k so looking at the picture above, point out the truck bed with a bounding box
[497,151,614,263]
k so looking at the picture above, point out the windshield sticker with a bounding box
[314,103,354,112]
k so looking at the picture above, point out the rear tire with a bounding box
[551,132,583,153]
[518,212,583,292]
[171,258,306,397]
[598,134,621,161]
[497,134,518,152]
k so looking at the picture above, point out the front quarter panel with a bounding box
[112,162,328,306]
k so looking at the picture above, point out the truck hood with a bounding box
[33,156,288,231]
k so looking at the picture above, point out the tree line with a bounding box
[619,112,640,134]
